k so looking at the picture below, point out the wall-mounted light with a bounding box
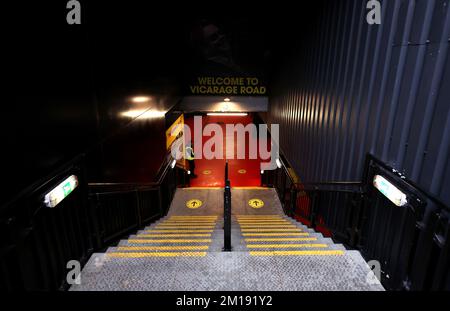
[170,159,177,169]
[224,98,231,102]
[131,96,151,103]
[207,113,248,116]
[373,175,407,207]
[275,158,282,168]
[187,170,191,175]
[43,175,79,208]
[260,170,264,174]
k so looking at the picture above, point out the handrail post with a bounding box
[223,179,232,251]
[225,161,228,184]
[290,187,297,217]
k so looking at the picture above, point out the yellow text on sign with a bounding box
[248,199,264,209]
[186,199,203,209]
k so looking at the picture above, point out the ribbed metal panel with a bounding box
[269,0,450,205]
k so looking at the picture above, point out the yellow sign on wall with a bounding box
[166,114,184,150]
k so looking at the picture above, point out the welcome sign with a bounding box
[189,76,267,96]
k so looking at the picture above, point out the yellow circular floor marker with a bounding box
[238,169,247,174]
[186,199,203,209]
[202,170,212,175]
[248,199,264,208]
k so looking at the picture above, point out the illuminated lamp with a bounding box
[373,175,407,207]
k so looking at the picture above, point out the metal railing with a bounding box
[0,155,186,291]
[88,159,186,248]
[264,153,450,291]
[223,162,232,251]
[0,155,92,291]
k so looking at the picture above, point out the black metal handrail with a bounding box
[223,162,232,251]
[0,153,186,291]
[266,152,450,290]
[0,155,91,291]
[88,158,186,247]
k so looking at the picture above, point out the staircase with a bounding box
[70,188,384,291]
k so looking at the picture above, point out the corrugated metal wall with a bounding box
[269,0,450,205]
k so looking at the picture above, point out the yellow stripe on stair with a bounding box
[108,252,207,258]
[241,229,303,232]
[237,219,286,221]
[237,217,285,220]
[117,246,210,251]
[144,230,214,233]
[137,234,211,237]
[237,221,291,224]
[169,216,217,219]
[158,222,216,225]
[236,215,282,217]
[128,239,211,243]
[241,225,299,229]
[245,238,317,242]
[242,233,309,236]
[158,225,216,227]
[246,244,328,248]
[161,221,217,224]
[155,225,216,229]
[250,250,345,256]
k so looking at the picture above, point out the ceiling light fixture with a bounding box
[207,112,248,116]
[131,96,151,103]
[121,109,166,119]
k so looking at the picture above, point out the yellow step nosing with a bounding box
[117,246,210,251]
[249,250,345,256]
[167,215,218,219]
[234,214,282,217]
[127,240,211,243]
[237,221,291,224]
[160,224,217,226]
[155,222,217,227]
[246,244,328,248]
[162,221,217,223]
[164,219,218,221]
[239,225,297,228]
[236,217,288,221]
[144,230,214,233]
[154,227,216,230]
[137,234,211,237]
[237,221,287,222]
[155,224,216,228]
[245,238,317,242]
[108,252,207,258]
[238,223,296,225]
[242,233,309,236]
[241,229,303,232]
[154,225,215,229]
[237,218,288,220]
[236,218,285,220]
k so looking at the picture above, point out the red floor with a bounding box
[185,114,267,187]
